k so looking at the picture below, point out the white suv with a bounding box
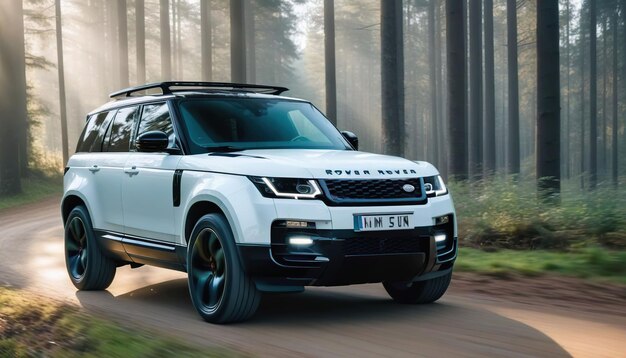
[62,82,457,323]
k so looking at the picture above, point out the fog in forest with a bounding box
[0,0,625,196]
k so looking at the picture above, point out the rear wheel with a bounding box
[64,205,116,290]
[383,271,452,304]
[187,214,260,323]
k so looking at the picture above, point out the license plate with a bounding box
[354,213,414,232]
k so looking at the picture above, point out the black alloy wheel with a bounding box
[187,213,260,323]
[64,205,116,290]
[189,228,226,314]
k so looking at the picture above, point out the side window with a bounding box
[104,106,138,152]
[75,111,115,153]
[136,103,175,148]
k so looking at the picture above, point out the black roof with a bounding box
[109,81,289,98]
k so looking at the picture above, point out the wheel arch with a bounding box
[184,199,235,245]
[61,193,90,224]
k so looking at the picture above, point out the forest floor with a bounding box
[0,287,236,357]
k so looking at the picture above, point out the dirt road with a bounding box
[1,197,624,357]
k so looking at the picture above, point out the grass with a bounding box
[455,247,626,284]
[0,174,62,211]
[449,177,626,250]
[0,287,237,357]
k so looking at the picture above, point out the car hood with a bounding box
[179,149,440,179]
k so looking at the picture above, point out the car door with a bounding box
[95,106,139,233]
[122,102,182,243]
[70,110,116,231]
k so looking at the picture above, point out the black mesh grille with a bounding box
[320,178,423,202]
[344,237,423,255]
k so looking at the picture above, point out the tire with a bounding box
[383,271,452,304]
[64,205,116,290]
[187,214,261,324]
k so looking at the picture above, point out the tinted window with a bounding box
[177,99,349,153]
[104,106,138,152]
[76,111,115,153]
[136,103,175,148]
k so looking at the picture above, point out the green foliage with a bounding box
[456,247,626,284]
[450,177,626,249]
[0,287,236,358]
[0,173,61,209]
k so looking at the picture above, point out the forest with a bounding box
[0,0,625,235]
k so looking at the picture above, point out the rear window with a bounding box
[75,111,115,153]
[104,106,138,152]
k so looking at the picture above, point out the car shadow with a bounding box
[76,278,572,357]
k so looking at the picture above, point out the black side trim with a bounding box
[173,169,183,207]
[94,229,186,272]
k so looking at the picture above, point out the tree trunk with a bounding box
[565,0,570,178]
[446,0,468,180]
[172,0,178,78]
[589,0,597,189]
[176,0,182,78]
[118,0,129,87]
[324,0,337,125]
[483,0,495,175]
[160,0,171,79]
[506,0,520,175]
[245,0,256,83]
[602,19,608,175]
[428,1,438,164]
[468,0,482,180]
[435,2,445,171]
[380,0,404,156]
[201,0,212,81]
[536,0,561,199]
[580,26,586,190]
[55,0,69,164]
[136,0,145,83]
[230,0,246,83]
[0,0,27,194]
[106,0,120,89]
[611,12,618,187]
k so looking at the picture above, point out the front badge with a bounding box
[402,184,415,193]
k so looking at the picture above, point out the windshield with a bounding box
[177,98,351,153]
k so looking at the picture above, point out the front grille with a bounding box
[319,178,425,205]
[344,236,423,256]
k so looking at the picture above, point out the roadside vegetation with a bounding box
[0,171,62,211]
[0,287,235,357]
[450,177,626,284]
[456,247,626,284]
[451,177,626,249]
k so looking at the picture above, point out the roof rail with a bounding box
[109,81,289,98]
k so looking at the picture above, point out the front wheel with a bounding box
[383,271,452,304]
[187,214,261,323]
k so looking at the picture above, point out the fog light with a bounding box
[435,215,450,225]
[289,236,313,246]
[286,220,309,228]
[434,234,447,243]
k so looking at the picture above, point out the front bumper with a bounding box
[238,216,457,291]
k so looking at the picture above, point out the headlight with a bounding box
[423,175,448,197]
[248,176,322,199]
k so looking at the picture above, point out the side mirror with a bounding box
[136,131,169,152]
[341,131,358,150]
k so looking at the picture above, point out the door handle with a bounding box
[124,166,139,176]
[88,165,100,173]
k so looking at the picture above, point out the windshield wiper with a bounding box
[204,145,248,153]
